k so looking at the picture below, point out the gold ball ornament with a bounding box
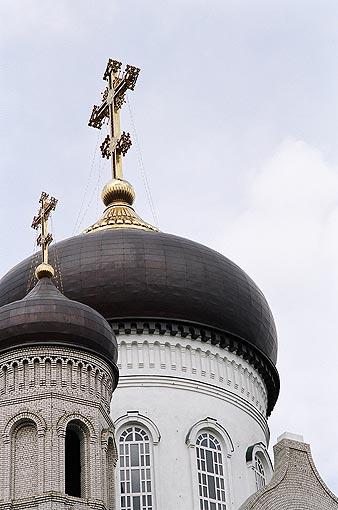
[35,263,55,280]
[101,179,135,207]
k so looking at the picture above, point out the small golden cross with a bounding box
[31,191,58,266]
[88,59,140,180]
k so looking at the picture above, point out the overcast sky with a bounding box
[1,0,338,494]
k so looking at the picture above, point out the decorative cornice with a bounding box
[0,346,115,413]
[110,318,279,416]
[118,336,268,414]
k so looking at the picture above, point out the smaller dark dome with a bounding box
[0,277,118,384]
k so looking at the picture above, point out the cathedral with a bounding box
[0,59,337,510]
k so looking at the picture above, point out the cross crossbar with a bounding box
[88,59,140,180]
[31,192,58,266]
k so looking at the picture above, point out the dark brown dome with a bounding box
[0,276,118,384]
[0,229,277,360]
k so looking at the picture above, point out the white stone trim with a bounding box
[186,417,234,454]
[114,411,161,445]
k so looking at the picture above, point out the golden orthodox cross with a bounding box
[31,192,58,266]
[88,59,140,180]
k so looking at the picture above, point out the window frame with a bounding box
[186,418,234,510]
[61,417,91,500]
[115,412,160,510]
[65,421,87,499]
[119,425,153,510]
[196,431,227,510]
[253,454,266,490]
[245,442,273,494]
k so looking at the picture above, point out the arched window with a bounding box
[253,454,266,490]
[13,420,38,499]
[119,426,153,510]
[245,443,272,494]
[65,421,87,498]
[196,432,227,510]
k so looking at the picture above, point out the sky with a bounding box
[1,0,338,494]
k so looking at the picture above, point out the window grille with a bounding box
[196,432,227,510]
[119,426,153,510]
[253,455,266,490]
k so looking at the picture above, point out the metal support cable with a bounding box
[76,150,105,233]
[126,94,159,228]
[26,231,39,294]
[50,215,64,294]
[72,129,101,235]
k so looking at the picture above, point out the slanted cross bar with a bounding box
[31,192,58,265]
[88,59,140,179]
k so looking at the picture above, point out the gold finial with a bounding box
[31,192,58,279]
[88,59,140,180]
[82,178,158,234]
[84,59,159,234]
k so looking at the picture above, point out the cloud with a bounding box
[216,139,338,491]
[223,139,338,291]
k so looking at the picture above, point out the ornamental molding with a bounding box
[114,411,161,445]
[56,411,97,439]
[246,442,272,470]
[117,336,268,416]
[111,318,279,416]
[3,409,47,439]
[0,346,115,412]
[186,417,234,456]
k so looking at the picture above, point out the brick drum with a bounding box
[0,346,118,510]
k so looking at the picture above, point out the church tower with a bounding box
[0,60,279,510]
[0,193,119,509]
